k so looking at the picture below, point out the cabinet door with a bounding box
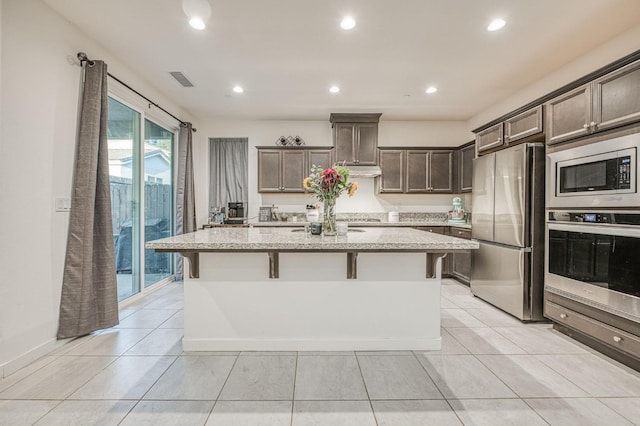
[281,151,305,192]
[308,149,333,171]
[476,123,504,153]
[356,123,378,165]
[452,252,471,285]
[406,151,429,193]
[593,59,640,132]
[257,150,282,192]
[546,84,592,145]
[460,143,474,193]
[334,123,356,165]
[504,105,543,144]
[429,150,455,193]
[378,150,404,193]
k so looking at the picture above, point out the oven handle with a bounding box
[547,222,640,237]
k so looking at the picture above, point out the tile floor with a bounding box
[1,279,640,425]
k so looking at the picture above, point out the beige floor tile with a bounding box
[416,354,516,399]
[119,400,214,426]
[0,356,59,393]
[0,356,115,400]
[33,400,135,425]
[494,326,588,354]
[598,398,640,424]
[372,400,462,426]
[145,356,236,400]
[158,310,184,329]
[449,398,547,425]
[447,327,526,354]
[465,307,525,327]
[114,309,179,329]
[219,356,296,401]
[478,354,589,398]
[206,401,292,426]
[526,397,634,425]
[294,355,368,400]
[123,328,183,356]
[64,328,153,356]
[0,400,60,425]
[292,400,376,426]
[441,309,488,328]
[357,355,442,400]
[536,354,640,397]
[69,356,175,399]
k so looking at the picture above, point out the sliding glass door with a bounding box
[143,119,174,288]
[107,97,175,301]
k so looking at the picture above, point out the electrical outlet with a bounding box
[55,197,71,212]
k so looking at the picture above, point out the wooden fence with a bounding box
[109,176,172,236]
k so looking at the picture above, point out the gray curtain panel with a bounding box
[175,122,197,279]
[209,138,248,211]
[58,60,119,339]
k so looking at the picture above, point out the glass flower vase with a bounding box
[323,198,337,236]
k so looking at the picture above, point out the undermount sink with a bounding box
[291,228,365,233]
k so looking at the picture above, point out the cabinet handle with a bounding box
[613,336,622,343]
[560,313,568,319]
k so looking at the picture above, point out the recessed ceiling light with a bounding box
[425,86,438,94]
[340,16,356,30]
[189,17,206,30]
[233,85,244,93]
[183,0,211,30]
[487,18,506,32]
[329,86,340,94]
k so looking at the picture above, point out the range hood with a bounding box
[346,165,382,177]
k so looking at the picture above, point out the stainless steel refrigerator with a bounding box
[471,143,545,321]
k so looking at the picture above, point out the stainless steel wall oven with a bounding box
[545,133,640,370]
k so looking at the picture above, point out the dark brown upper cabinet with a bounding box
[547,59,640,145]
[330,113,382,166]
[378,150,405,193]
[406,149,456,193]
[459,141,474,193]
[504,105,544,144]
[476,123,504,154]
[257,147,333,193]
[477,105,544,154]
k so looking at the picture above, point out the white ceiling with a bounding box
[44,0,640,121]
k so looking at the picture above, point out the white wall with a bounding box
[467,24,640,131]
[0,0,194,377]
[194,119,471,224]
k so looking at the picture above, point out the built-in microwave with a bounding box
[547,132,640,208]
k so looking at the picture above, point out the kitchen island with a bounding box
[147,227,478,351]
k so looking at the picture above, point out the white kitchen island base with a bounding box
[183,252,443,351]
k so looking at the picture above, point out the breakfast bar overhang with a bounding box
[147,227,479,351]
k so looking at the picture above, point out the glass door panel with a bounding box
[143,119,174,287]
[107,97,141,301]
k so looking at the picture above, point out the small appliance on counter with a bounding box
[209,207,225,224]
[447,197,466,223]
[225,201,247,224]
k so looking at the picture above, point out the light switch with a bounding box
[55,197,71,212]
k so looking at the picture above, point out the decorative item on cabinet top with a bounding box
[276,135,305,146]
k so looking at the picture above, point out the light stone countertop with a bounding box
[146,226,478,252]
[248,220,472,229]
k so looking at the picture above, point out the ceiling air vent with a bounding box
[169,71,194,87]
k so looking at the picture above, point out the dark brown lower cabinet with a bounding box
[450,227,472,285]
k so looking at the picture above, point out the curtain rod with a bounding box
[77,52,196,132]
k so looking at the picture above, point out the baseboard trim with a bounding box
[0,337,59,378]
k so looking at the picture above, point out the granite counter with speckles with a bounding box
[147,226,478,252]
